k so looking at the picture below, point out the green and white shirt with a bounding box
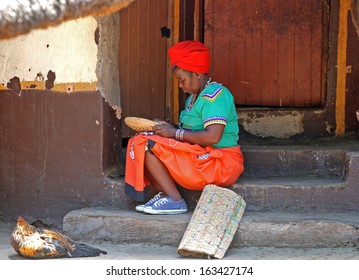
[179,82,239,148]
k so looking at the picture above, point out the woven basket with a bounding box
[177,184,246,259]
[124,117,159,132]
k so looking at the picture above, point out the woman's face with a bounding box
[173,68,201,95]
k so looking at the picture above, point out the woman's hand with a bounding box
[153,122,224,147]
[153,118,179,129]
[153,122,177,138]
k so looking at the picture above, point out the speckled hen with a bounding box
[10,217,106,259]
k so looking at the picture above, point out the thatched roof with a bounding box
[0,0,135,40]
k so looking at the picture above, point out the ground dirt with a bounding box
[1,218,358,260]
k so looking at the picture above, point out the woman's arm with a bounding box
[153,122,224,147]
[181,124,224,146]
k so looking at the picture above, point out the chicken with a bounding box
[10,217,107,259]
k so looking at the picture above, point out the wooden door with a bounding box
[204,0,328,107]
[119,0,169,137]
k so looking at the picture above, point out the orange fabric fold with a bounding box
[125,134,244,201]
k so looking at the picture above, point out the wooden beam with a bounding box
[165,0,174,122]
[194,0,201,41]
[172,0,181,123]
[335,0,351,135]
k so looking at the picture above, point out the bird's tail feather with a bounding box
[71,243,107,258]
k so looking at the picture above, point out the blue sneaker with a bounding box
[143,197,188,214]
[135,192,164,212]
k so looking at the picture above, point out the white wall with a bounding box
[0,17,98,84]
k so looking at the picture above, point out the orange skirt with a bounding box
[124,134,244,201]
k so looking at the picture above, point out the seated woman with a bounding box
[124,40,244,215]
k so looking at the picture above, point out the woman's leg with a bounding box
[144,151,183,201]
[143,168,161,193]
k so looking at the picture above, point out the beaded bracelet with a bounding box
[175,128,185,141]
[175,129,181,140]
[179,129,185,141]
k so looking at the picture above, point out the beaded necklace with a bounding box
[186,78,215,111]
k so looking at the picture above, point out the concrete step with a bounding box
[1,217,358,260]
[234,150,359,212]
[104,167,359,212]
[233,177,347,211]
[241,147,346,179]
[110,140,359,212]
[63,208,359,249]
[182,177,349,212]
[120,140,358,179]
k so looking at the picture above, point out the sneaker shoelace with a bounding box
[156,197,169,206]
[147,192,163,204]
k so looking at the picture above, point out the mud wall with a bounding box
[0,16,122,225]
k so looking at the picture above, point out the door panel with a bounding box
[204,0,326,107]
[119,0,168,137]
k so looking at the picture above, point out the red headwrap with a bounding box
[168,40,210,74]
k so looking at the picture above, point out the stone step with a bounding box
[120,141,358,179]
[63,208,359,248]
[104,174,358,212]
[235,150,359,212]
[104,142,359,212]
[183,177,350,212]
[241,147,346,179]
